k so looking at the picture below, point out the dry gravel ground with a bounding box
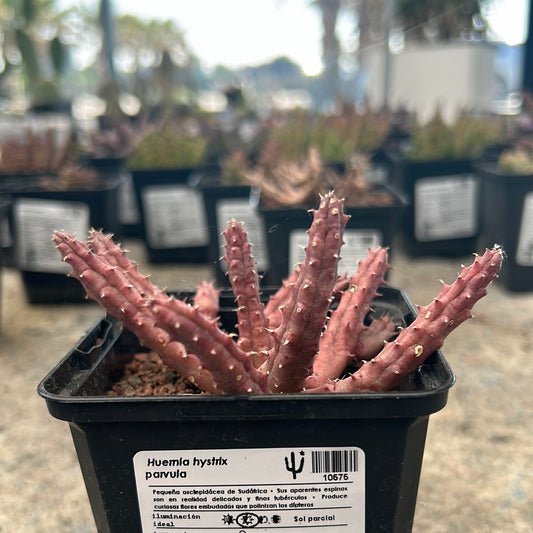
[0,239,531,533]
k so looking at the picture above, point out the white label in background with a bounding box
[134,446,365,533]
[14,198,89,273]
[142,185,209,249]
[290,229,382,277]
[217,199,268,272]
[414,174,478,241]
[366,163,387,184]
[117,171,140,225]
[516,192,533,266]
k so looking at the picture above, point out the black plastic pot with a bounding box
[386,152,480,257]
[259,185,406,286]
[3,176,121,303]
[0,174,36,268]
[199,176,267,286]
[131,166,217,263]
[38,286,454,533]
[476,162,533,291]
[82,157,142,238]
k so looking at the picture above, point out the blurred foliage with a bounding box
[261,106,391,163]
[0,126,74,173]
[113,14,198,115]
[245,146,393,208]
[127,120,208,169]
[498,146,533,174]
[404,110,512,160]
[395,0,488,41]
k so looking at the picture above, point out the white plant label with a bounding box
[14,198,89,273]
[414,174,478,241]
[290,229,382,277]
[217,199,268,271]
[366,163,387,184]
[134,446,365,532]
[117,171,140,225]
[143,185,208,248]
[516,192,533,266]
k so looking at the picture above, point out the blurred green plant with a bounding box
[263,106,391,164]
[127,121,208,170]
[114,14,198,116]
[404,110,511,161]
[497,138,533,174]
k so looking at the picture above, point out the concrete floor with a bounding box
[0,239,532,532]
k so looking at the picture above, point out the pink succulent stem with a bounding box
[146,297,268,394]
[266,193,350,392]
[308,247,503,393]
[88,229,163,299]
[353,315,397,360]
[223,220,273,365]
[305,247,391,388]
[265,271,349,330]
[53,230,269,394]
[264,268,300,329]
[193,281,220,320]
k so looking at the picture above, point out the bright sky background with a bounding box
[485,0,530,45]
[66,0,530,74]
[111,0,325,74]
[113,0,322,73]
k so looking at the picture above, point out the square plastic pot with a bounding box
[385,152,480,257]
[131,167,217,263]
[258,185,406,286]
[476,162,533,291]
[38,286,454,533]
[82,156,142,239]
[3,176,121,303]
[199,176,267,286]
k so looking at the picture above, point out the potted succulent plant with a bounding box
[127,119,216,263]
[245,147,406,285]
[0,129,121,303]
[78,119,150,238]
[200,107,393,286]
[385,110,510,256]
[475,137,533,291]
[40,192,502,533]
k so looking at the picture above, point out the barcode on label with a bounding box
[311,449,358,473]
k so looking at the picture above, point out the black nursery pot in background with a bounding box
[3,176,121,303]
[258,185,406,286]
[131,167,217,263]
[386,152,480,257]
[83,156,142,239]
[38,287,455,533]
[199,176,268,286]
[476,162,533,292]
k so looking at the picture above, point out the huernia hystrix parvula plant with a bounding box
[52,192,503,395]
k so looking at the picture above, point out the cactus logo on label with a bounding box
[284,451,305,479]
